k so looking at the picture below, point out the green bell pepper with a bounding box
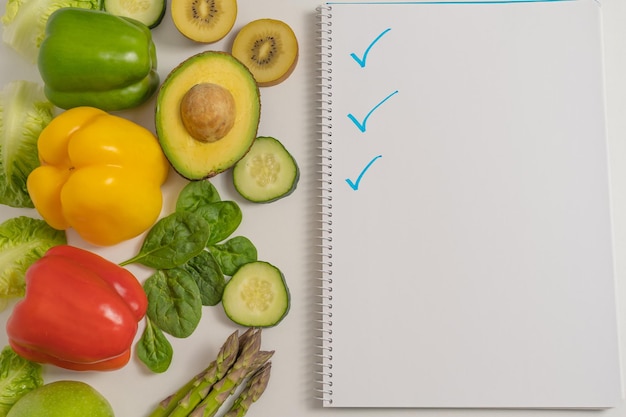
[38,8,159,111]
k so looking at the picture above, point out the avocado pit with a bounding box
[180,82,236,143]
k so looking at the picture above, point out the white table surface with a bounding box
[1,1,626,416]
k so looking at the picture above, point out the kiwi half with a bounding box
[171,0,237,43]
[231,18,299,87]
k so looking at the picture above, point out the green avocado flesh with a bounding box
[155,51,261,180]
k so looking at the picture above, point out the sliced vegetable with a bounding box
[1,0,102,63]
[233,136,299,203]
[0,346,43,417]
[0,216,66,309]
[6,245,147,371]
[222,261,290,328]
[0,80,54,209]
[103,0,165,28]
[27,106,169,246]
[156,51,260,180]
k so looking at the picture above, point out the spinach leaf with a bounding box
[178,250,225,306]
[120,211,210,269]
[136,316,173,373]
[176,180,221,212]
[144,269,202,338]
[196,201,242,245]
[209,236,258,276]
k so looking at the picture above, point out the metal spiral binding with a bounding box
[315,4,334,406]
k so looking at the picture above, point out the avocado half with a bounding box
[155,51,260,180]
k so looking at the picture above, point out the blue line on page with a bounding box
[326,0,575,4]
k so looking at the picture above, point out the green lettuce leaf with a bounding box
[0,80,54,208]
[0,216,66,306]
[1,0,102,62]
[0,346,43,417]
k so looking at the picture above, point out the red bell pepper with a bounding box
[6,245,147,371]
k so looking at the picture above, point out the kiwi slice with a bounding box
[171,0,237,43]
[231,18,299,87]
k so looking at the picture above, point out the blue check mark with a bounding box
[346,155,382,191]
[347,90,398,133]
[350,28,391,68]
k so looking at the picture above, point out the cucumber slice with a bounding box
[222,261,290,328]
[232,136,299,203]
[104,0,166,28]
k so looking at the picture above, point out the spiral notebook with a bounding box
[315,0,622,409]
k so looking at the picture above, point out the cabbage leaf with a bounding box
[0,80,54,208]
[0,216,66,308]
[2,0,102,62]
[0,346,43,417]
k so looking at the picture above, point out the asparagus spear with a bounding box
[169,329,265,417]
[188,333,273,417]
[222,361,272,417]
[147,330,240,417]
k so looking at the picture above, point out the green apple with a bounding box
[7,380,115,417]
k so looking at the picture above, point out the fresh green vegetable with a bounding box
[0,216,66,309]
[0,346,43,417]
[1,0,101,63]
[208,236,257,276]
[152,328,273,417]
[222,261,290,328]
[144,269,202,338]
[195,201,242,245]
[0,80,54,208]
[223,361,271,417]
[184,330,273,417]
[148,330,240,417]
[232,136,299,203]
[137,316,173,373]
[38,8,159,111]
[175,181,241,245]
[133,180,268,372]
[178,250,225,306]
[120,210,210,269]
[176,181,221,213]
[103,0,165,28]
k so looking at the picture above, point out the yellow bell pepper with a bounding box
[27,106,169,246]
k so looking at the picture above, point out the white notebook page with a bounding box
[317,0,622,409]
